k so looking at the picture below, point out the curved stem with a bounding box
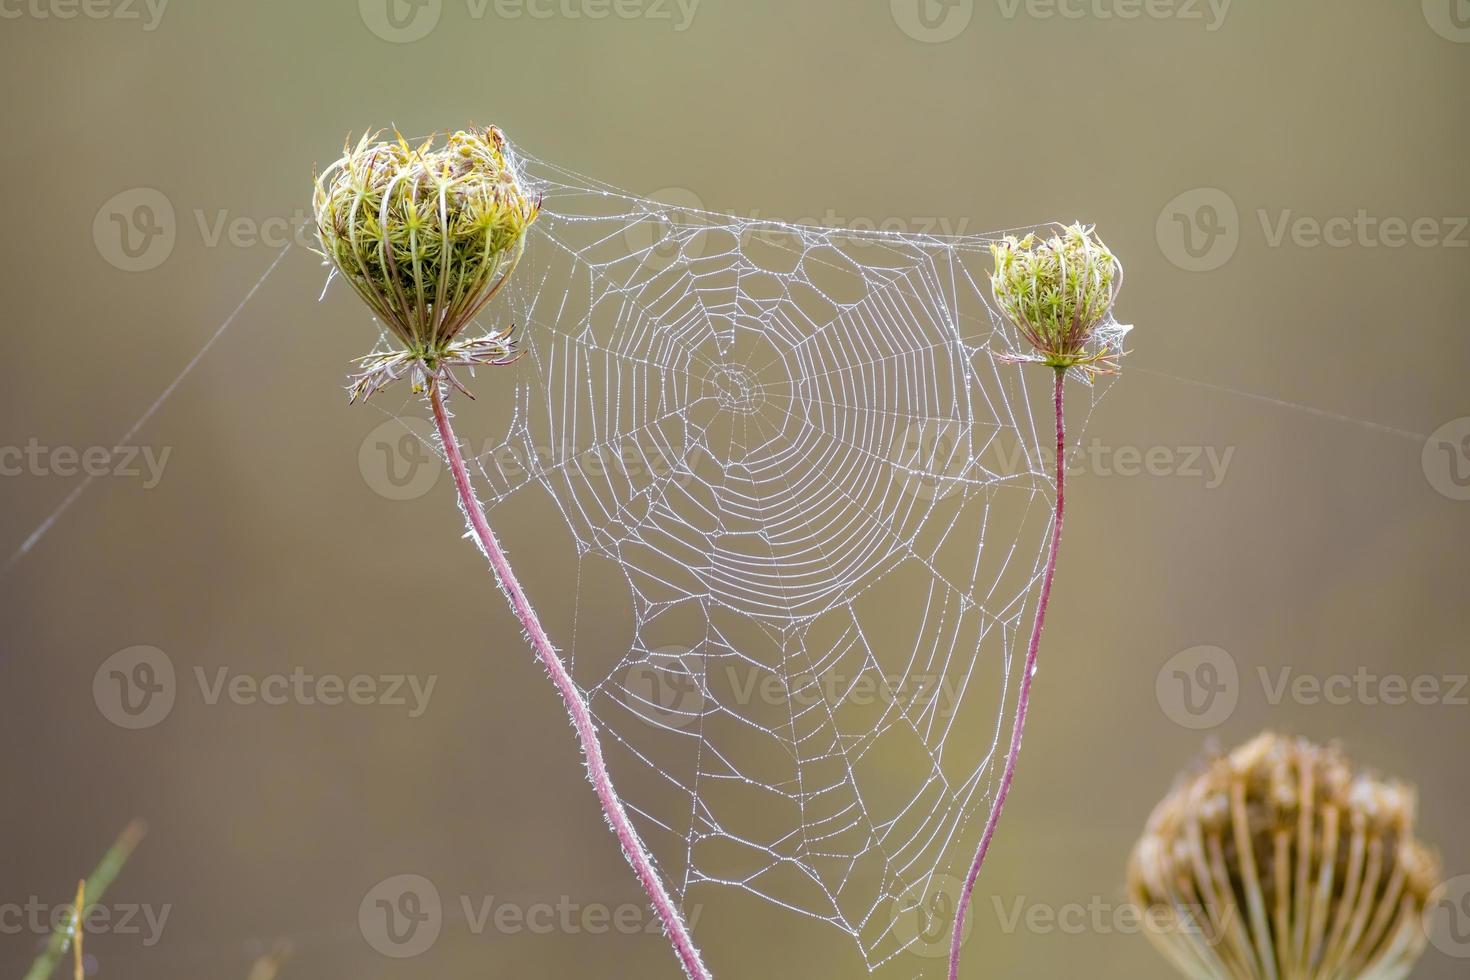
[949,367,1067,980]
[428,382,711,980]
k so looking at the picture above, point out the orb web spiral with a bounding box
[369,150,1126,968]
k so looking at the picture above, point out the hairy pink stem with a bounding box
[429,383,711,980]
[949,367,1067,980]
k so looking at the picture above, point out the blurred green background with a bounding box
[2,1,1468,977]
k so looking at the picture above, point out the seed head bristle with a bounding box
[311,125,540,400]
[1127,732,1441,980]
[990,222,1123,376]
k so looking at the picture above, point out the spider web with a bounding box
[366,151,1126,969]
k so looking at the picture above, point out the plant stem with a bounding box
[24,820,146,980]
[948,367,1067,980]
[428,382,711,980]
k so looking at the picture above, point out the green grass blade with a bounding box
[21,820,146,980]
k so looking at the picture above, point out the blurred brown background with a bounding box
[2,1,1469,977]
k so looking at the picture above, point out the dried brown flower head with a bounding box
[1128,733,1440,980]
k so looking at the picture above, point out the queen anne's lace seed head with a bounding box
[312,126,541,400]
[1127,733,1441,980]
[990,222,1122,376]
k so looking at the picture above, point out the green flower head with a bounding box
[990,222,1123,376]
[312,126,541,400]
